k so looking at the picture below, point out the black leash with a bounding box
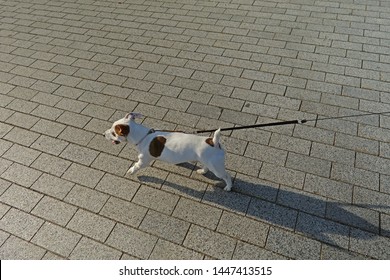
[195,111,390,134]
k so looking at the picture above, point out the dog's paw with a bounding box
[126,167,136,175]
[223,185,232,192]
[196,168,208,175]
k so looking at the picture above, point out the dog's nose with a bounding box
[102,133,105,137]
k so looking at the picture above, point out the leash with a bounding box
[194,111,390,134]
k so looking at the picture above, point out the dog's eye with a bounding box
[111,132,116,137]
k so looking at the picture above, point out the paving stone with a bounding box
[106,223,158,259]
[133,185,179,215]
[203,186,251,215]
[266,226,321,259]
[286,152,332,178]
[0,208,44,240]
[96,173,140,201]
[163,173,208,200]
[184,225,237,259]
[259,163,305,190]
[91,153,130,176]
[3,126,40,146]
[31,173,74,199]
[233,241,288,260]
[32,222,81,257]
[60,144,99,166]
[331,163,379,191]
[31,119,66,137]
[58,126,95,146]
[247,198,298,230]
[64,185,109,213]
[0,235,46,260]
[70,237,122,260]
[1,163,42,188]
[0,184,43,212]
[353,187,390,215]
[2,144,41,166]
[100,196,147,227]
[350,228,390,259]
[31,135,69,156]
[67,209,115,242]
[140,210,190,244]
[173,197,222,230]
[277,185,327,217]
[62,163,104,188]
[150,239,203,260]
[31,153,72,177]
[217,211,269,247]
[321,244,368,260]
[32,196,77,226]
[304,174,353,203]
[57,111,91,128]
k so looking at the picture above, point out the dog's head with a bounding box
[104,113,142,145]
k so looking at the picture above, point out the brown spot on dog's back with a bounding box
[149,136,166,157]
[205,138,214,147]
[114,124,130,136]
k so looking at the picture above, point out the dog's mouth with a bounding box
[112,140,121,145]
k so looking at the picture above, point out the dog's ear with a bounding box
[114,124,130,136]
[125,112,143,120]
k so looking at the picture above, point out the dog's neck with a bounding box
[127,121,153,147]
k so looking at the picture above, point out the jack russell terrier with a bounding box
[104,113,232,191]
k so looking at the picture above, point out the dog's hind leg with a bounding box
[202,157,232,191]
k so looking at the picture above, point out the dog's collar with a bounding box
[135,129,155,146]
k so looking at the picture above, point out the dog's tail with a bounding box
[212,128,222,149]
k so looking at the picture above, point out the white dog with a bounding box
[104,113,232,191]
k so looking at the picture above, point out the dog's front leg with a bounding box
[127,154,151,175]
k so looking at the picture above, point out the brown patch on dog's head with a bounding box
[205,138,214,147]
[149,136,166,157]
[114,124,130,137]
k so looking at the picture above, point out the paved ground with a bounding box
[0,0,390,260]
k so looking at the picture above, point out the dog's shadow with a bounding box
[138,165,390,251]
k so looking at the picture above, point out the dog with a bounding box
[104,113,232,191]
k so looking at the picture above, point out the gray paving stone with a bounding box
[150,239,203,260]
[32,196,77,226]
[259,163,305,190]
[106,223,158,259]
[67,209,115,242]
[62,163,104,188]
[132,185,179,215]
[286,152,332,178]
[31,153,72,177]
[96,173,140,201]
[331,163,379,191]
[70,237,122,260]
[277,185,327,217]
[91,153,130,176]
[2,144,41,166]
[64,185,109,213]
[140,210,190,244]
[31,119,66,137]
[3,126,40,146]
[350,228,390,259]
[173,197,222,230]
[57,111,91,128]
[247,198,298,230]
[353,187,390,215]
[233,241,288,260]
[304,174,353,203]
[0,184,43,212]
[31,135,69,156]
[321,244,368,260]
[58,126,95,146]
[0,208,44,240]
[1,163,42,188]
[60,144,99,166]
[100,196,147,227]
[266,226,321,259]
[32,222,81,257]
[0,235,46,260]
[31,173,74,200]
[217,211,269,247]
[184,225,236,259]
[203,186,251,215]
